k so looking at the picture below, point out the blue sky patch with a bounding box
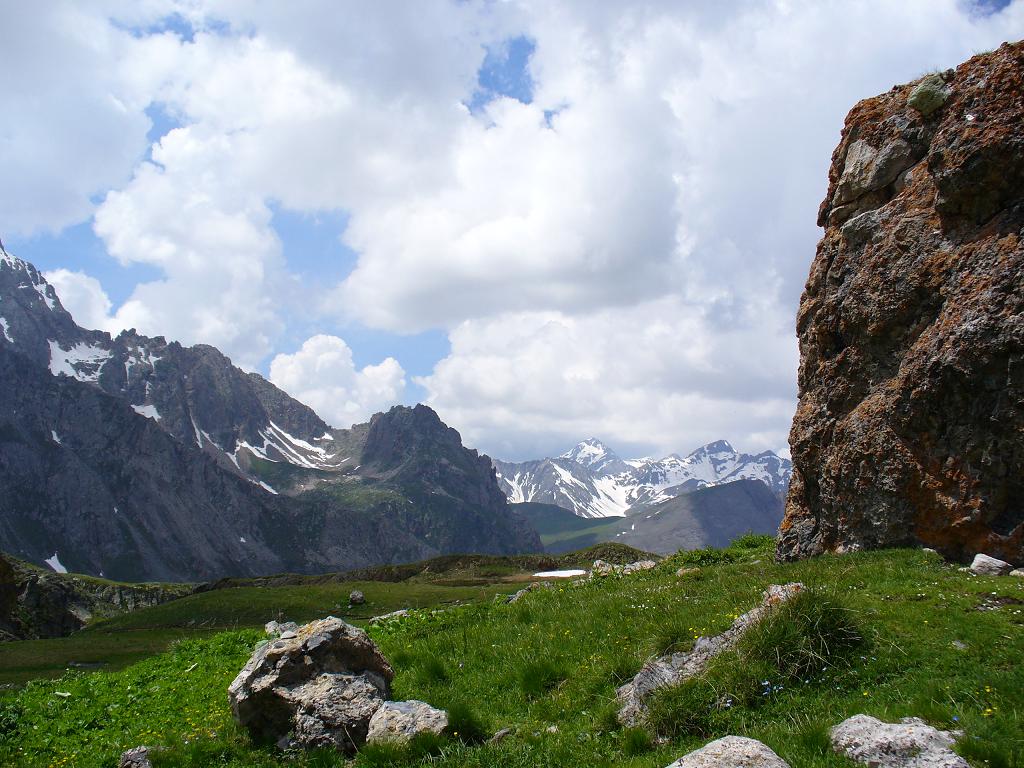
[466,35,536,113]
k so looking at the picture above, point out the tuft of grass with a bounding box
[620,726,654,756]
[518,659,564,697]
[736,588,865,683]
[648,588,865,739]
[647,676,723,738]
[731,532,776,550]
[445,701,489,744]
[414,656,448,685]
[652,621,694,655]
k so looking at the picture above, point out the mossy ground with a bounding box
[1,539,1021,768]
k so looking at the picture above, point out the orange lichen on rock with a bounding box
[777,42,1024,565]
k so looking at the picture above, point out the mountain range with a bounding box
[0,248,540,582]
[494,437,792,518]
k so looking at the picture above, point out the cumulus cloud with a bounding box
[7,0,1024,456]
[269,335,405,427]
[44,269,116,332]
[0,3,183,236]
[418,297,799,461]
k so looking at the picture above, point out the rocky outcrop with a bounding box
[229,617,395,753]
[665,736,791,768]
[0,552,191,641]
[831,715,969,768]
[778,42,1024,564]
[617,583,803,726]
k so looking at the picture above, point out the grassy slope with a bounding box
[0,545,650,686]
[1,541,1022,768]
[516,503,625,552]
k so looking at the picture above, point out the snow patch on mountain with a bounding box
[48,340,111,382]
[131,404,162,422]
[0,317,11,342]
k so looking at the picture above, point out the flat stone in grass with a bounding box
[970,553,1013,576]
[367,700,448,744]
[831,714,968,768]
[664,736,790,768]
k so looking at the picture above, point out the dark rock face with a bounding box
[360,405,542,556]
[778,43,1024,564]
[0,250,541,581]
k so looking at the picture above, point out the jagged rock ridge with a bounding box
[0,250,540,580]
[778,42,1024,564]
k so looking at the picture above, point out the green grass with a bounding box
[0,581,510,688]
[2,541,1023,767]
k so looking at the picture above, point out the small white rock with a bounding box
[665,736,790,768]
[831,714,968,768]
[970,553,1013,576]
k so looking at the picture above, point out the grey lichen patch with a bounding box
[907,74,950,116]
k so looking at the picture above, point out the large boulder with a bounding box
[778,42,1024,564]
[831,715,968,768]
[617,583,803,726]
[228,617,394,753]
[665,736,790,768]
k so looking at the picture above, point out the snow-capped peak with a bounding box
[560,438,614,466]
[495,437,792,519]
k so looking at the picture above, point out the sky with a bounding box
[2,1,1020,462]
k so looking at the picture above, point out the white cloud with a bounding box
[269,335,405,428]
[7,0,1024,458]
[44,269,115,332]
[0,3,185,236]
[418,297,799,460]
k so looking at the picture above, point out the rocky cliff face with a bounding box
[0,552,192,641]
[0,250,541,581]
[778,43,1024,564]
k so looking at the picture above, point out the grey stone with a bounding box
[831,714,968,767]
[1011,568,1024,578]
[835,139,917,206]
[908,74,950,116]
[591,559,617,577]
[349,590,365,605]
[228,616,394,754]
[665,736,790,768]
[118,746,153,768]
[970,553,1013,576]
[369,608,409,625]
[621,560,658,575]
[264,620,297,637]
[617,583,804,726]
[366,700,447,744]
[488,727,514,744]
[841,209,885,246]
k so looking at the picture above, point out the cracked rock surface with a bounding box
[778,43,1024,565]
